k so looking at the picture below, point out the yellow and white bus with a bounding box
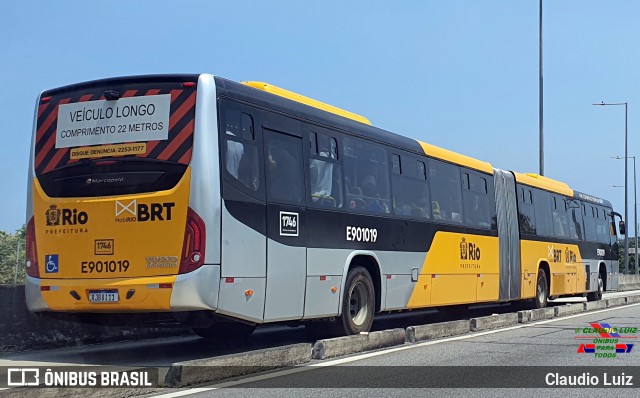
[26,74,622,338]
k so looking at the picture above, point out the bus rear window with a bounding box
[34,78,196,197]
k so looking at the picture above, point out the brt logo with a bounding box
[115,200,175,223]
[548,245,563,263]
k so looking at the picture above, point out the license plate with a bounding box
[88,290,119,303]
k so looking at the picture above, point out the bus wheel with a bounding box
[534,270,549,309]
[192,321,256,340]
[330,266,375,336]
[587,273,604,302]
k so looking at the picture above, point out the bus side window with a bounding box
[266,132,304,204]
[462,172,490,228]
[428,159,462,223]
[564,200,583,240]
[595,207,611,244]
[583,203,597,241]
[532,189,552,236]
[343,137,391,214]
[309,133,343,208]
[551,196,569,238]
[224,109,259,192]
[517,186,536,235]
[391,156,430,220]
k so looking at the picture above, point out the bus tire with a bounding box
[192,321,256,340]
[587,273,604,302]
[329,266,375,336]
[534,269,549,309]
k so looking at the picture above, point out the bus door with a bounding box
[262,117,307,322]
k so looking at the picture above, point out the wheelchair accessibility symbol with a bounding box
[45,254,59,273]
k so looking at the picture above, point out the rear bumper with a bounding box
[26,264,220,312]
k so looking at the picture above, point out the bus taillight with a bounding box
[25,217,39,278]
[179,208,206,274]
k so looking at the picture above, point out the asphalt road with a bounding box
[0,290,636,369]
[1,290,638,398]
[146,301,640,398]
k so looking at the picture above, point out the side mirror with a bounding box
[619,220,626,235]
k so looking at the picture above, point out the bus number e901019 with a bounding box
[81,260,130,273]
[346,226,378,243]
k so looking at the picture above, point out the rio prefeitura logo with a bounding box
[575,323,637,358]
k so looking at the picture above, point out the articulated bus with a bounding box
[26,74,622,338]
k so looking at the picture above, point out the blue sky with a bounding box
[2,0,639,232]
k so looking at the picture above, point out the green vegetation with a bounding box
[619,238,639,274]
[0,225,26,284]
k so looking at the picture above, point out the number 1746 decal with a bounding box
[280,211,299,236]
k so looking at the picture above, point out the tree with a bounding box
[0,225,26,284]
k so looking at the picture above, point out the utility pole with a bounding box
[539,0,544,176]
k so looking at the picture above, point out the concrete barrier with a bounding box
[606,297,627,307]
[406,320,470,343]
[626,295,640,304]
[312,329,405,360]
[619,274,640,291]
[0,285,190,355]
[165,343,312,387]
[3,276,639,359]
[470,313,518,332]
[517,308,555,323]
[583,300,607,312]
[554,303,584,317]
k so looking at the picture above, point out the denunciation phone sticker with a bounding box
[55,94,171,148]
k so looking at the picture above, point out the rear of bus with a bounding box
[25,74,221,319]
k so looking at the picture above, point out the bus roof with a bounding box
[513,172,573,196]
[242,81,372,126]
[418,141,494,175]
[224,79,494,175]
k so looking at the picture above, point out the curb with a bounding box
[553,303,584,317]
[312,329,405,360]
[626,295,640,304]
[583,300,607,311]
[606,297,627,307]
[406,320,470,342]
[470,313,518,332]
[517,307,555,323]
[164,343,311,387]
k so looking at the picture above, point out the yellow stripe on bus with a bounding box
[242,81,372,125]
[407,231,499,308]
[39,275,177,311]
[519,239,586,297]
[513,172,573,196]
[418,141,494,175]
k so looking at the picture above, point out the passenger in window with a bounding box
[237,146,258,190]
[310,142,335,205]
[361,174,377,197]
[552,211,565,236]
[467,195,489,227]
[361,174,388,213]
[269,146,301,202]
[411,199,430,218]
[432,201,444,220]
[571,210,583,240]
[225,130,244,179]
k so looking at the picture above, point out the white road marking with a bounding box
[150,301,640,397]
